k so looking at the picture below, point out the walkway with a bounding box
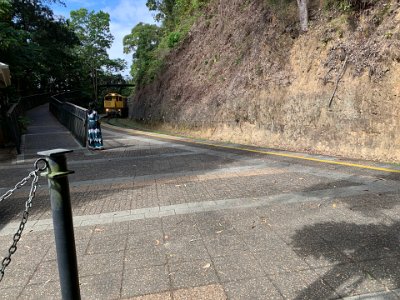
[1,104,400,299]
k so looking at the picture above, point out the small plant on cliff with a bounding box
[168,31,181,48]
[324,0,379,12]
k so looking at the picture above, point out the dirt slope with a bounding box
[130,0,400,162]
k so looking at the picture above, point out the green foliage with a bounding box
[323,0,378,12]
[124,0,210,87]
[0,0,82,96]
[69,8,126,98]
[123,23,162,86]
[0,0,127,104]
[147,0,209,31]
[69,9,114,65]
[324,0,351,11]
[123,23,161,57]
[384,31,392,39]
[0,0,10,16]
[167,31,181,48]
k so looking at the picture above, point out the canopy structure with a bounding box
[0,62,11,88]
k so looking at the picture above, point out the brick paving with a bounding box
[1,104,400,299]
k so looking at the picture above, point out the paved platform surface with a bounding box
[1,104,400,299]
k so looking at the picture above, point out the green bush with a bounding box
[323,0,378,12]
[168,31,182,48]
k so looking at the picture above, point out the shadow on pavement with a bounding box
[291,219,400,299]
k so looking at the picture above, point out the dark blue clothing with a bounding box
[87,110,103,149]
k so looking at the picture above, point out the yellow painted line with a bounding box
[198,142,400,173]
[103,123,400,174]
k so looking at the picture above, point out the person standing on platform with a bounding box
[86,102,104,150]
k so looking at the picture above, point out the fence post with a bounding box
[38,148,81,300]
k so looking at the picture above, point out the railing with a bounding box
[50,95,87,147]
[5,93,52,154]
[6,103,23,154]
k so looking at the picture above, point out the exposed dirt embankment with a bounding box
[130,0,400,162]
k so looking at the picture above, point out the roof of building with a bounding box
[0,62,11,88]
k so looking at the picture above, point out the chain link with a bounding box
[0,158,48,283]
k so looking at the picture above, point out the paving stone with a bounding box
[360,258,400,290]
[223,277,284,300]
[173,284,227,300]
[212,251,265,282]
[78,251,124,277]
[86,234,127,254]
[79,272,122,300]
[229,215,274,234]
[128,291,172,300]
[127,230,165,250]
[0,263,35,289]
[270,269,340,299]
[0,285,24,300]
[292,243,352,268]
[342,290,400,300]
[313,264,386,298]
[340,243,400,262]
[18,280,61,300]
[164,236,209,264]
[240,230,287,253]
[254,247,311,275]
[93,222,129,236]
[275,227,327,245]
[28,260,58,285]
[121,265,170,298]
[203,230,249,257]
[162,223,200,239]
[169,259,219,289]
[125,246,167,269]
[195,216,234,236]
[43,239,90,261]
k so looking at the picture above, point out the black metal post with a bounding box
[38,149,81,300]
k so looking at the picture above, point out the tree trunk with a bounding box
[296,0,308,32]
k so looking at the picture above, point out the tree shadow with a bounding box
[291,220,400,299]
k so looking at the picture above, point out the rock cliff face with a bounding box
[130,0,400,162]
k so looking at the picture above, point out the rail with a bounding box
[49,95,87,147]
[5,93,52,154]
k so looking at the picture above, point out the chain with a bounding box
[0,158,48,283]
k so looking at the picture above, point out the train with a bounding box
[103,92,128,117]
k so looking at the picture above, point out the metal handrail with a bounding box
[4,93,52,154]
[49,96,87,147]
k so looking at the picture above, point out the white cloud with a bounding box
[69,0,96,6]
[104,0,154,24]
[103,0,156,76]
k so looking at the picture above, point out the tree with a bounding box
[0,0,80,95]
[296,0,308,32]
[146,0,176,29]
[0,0,10,16]
[69,8,126,100]
[123,22,161,86]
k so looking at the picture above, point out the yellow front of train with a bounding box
[104,93,125,116]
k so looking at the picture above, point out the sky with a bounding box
[50,0,156,77]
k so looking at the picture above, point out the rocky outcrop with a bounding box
[130,0,400,162]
